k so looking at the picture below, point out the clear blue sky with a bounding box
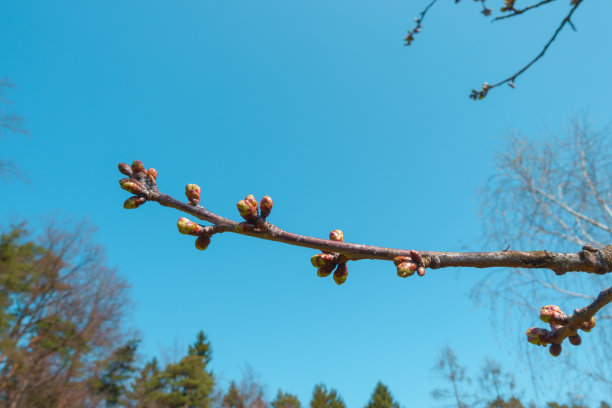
[1,1,611,406]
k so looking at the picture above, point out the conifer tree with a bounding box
[364,382,399,408]
[309,384,345,408]
[271,390,301,408]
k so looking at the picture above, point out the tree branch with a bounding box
[493,0,559,22]
[117,160,612,278]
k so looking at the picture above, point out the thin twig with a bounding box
[493,0,558,22]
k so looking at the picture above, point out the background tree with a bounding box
[0,78,27,179]
[271,390,301,408]
[309,384,346,408]
[476,119,612,388]
[0,220,133,408]
[221,367,267,408]
[478,359,521,408]
[431,347,471,408]
[364,382,400,408]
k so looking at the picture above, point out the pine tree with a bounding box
[364,382,399,408]
[309,384,345,408]
[271,390,301,408]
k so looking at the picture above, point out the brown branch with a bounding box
[118,160,612,278]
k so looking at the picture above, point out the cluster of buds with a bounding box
[404,17,423,46]
[500,0,516,12]
[525,305,595,357]
[185,184,201,206]
[469,82,489,100]
[236,194,273,223]
[176,217,212,251]
[118,160,158,210]
[393,250,426,278]
[310,229,349,285]
[481,7,492,16]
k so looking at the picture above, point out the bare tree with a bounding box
[0,219,134,407]
[406,0,587,99]
[0,78,27,179]
[431,347,471,408]
[476,118,612,389]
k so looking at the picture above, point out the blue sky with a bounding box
[1,0,611,406]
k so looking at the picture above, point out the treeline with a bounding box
[0,223,610,408]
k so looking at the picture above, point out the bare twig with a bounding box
[493,0,559,22]
[404,0,438,46]
[482,1,584,93]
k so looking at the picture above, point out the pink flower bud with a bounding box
[329,230,344,242]
[569,334,582,346]
[123,196,146,209]
[397,262,417,278]
[333,263,348,285]
[417,266,426,277]
[119,178,146,195]
[525,327,549,346]
[260,196,273,218]
[147,168,157,181]
[237,199,258,221]
[549,343,562,357]
[195,235,211,251]
[177,217,204,236]
[539,305,567,324]
[409,250,423,264]
[311,253,337,268]
[244,194,258,209]
[131,160,146,175]
[317,266,334,277]
[118,163,133,176]
[393,256,411,267]
[185,184,201,205]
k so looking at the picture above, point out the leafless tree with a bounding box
[0,78,27,180]
[476,118,612,390]
[0,219,133,408]
[431,347,471,408]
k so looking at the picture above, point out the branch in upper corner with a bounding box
[404,0,439,46]
[494,0,559,22]
[470,0,583,99]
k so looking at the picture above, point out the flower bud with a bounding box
[317,266,334,277]
[525,327,549,346]
[260,196,273,218]
[329,230,344,242]
[119,178,146,195]
[131,160,146,175]
[333,263,348,285]
[539,305,567,325]
[195,235,211,251]
[177,217,204,236]
[409,250,423,264]
[581,317,596,332]
[417,266,426,277]
[397,262,417,278]
[237,199,258,221]
[147,168,157,181]
[123,196,146,209]
[311,253,337,268]
[244,194,258,209]
[118,162,133,176]
[185,184,201,205]
[569,334,582,346]
[393,256,411,267]
[549,343,562,357]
